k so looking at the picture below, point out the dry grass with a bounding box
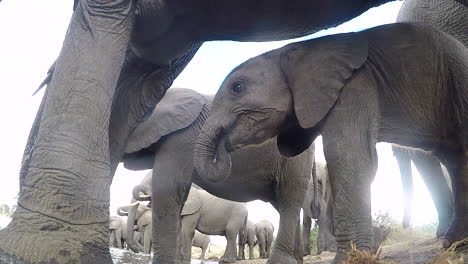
[428,238,468,264]
[341,242,391,264]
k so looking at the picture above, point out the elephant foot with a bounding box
[266,250,297,264]
[0,208,113,264]
[442,217,468,248]
[220,255,237,263]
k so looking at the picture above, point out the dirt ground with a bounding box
[235,238,468,264]
[111,237,468,264]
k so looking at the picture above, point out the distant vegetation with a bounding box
[372,211,436,245]
[0,204,16,218]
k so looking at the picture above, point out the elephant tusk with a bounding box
[139,194,150,199]
[130,201,140,207]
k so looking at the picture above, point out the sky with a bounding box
[0,0,438,245]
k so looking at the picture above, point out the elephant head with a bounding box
[194,32,367,182]
[122,88,210,170]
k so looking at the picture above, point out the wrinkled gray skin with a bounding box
[238,220,257,260]
[134,185,247,263]
[194,22,468,263]
[117,204,152,254]
[192,231,211,261]
[124,88,313,264]
[392,145,454,237]
[255,220,275,259]
[2,0,465,262]
[303,162,388,254]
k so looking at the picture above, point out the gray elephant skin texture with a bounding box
[2,0,467,263]
[124,88,314,264]
[194,22,468,263]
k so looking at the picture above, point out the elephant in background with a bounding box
[392,145,454,237]
[109,216,143,250]
[109,216,128,249]
[255,220,275,259]
[192,231,211,261]
[124,88,314,264]
[134,185,248,263]
[117,203,152,254]
[195,21,468,262]
[238,220,257,260]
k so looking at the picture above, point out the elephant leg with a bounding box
[237,225,246,260]
[152,128,197,263]
[267,205,301,264]
[115,228,123,249]
[109,231,116,248]
[393,147,414,229]
[220,224,239,263]
[259,240,266,259]
[179,215,197,264]
[143,225,152,254]
[249,242,254,260]
[440,151,468,248]
[0,1,135,263]
[302,216,312,256]
[322,135,377,263]
[200,246,206,260]
[411,151,454,237]
[293,219,304,264]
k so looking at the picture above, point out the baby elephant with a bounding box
[194,22,468,263]
[255,220,275,259]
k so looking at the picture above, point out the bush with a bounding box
[372,210,436,245]
[309,222,319,255]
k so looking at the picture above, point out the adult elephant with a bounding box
[392,146,454,237]
[124,88,314,264]
[255,220,275,259]
[192,231,211,261]
[192,22,468,263]
[238,220,257,260]
[134,185,248,263]
[2,1,464,263]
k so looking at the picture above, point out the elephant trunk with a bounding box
[132,184,152,201]
[117,206,129,216]
[194,121,232,183]
[126,202,144,253]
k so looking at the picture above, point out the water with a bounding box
[110,248,219,264]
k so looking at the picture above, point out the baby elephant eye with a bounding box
[230,82,243,95]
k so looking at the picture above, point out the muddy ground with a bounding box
[111,237,468,264]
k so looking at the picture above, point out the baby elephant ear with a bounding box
[281,32,368,129]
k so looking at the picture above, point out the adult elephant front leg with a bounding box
[0,1,134,263]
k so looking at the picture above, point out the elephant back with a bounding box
[123,88,210,170]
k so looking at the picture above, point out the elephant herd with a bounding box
[1,0,467,264]
[107,84,457,263]
[110,172,276,262]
